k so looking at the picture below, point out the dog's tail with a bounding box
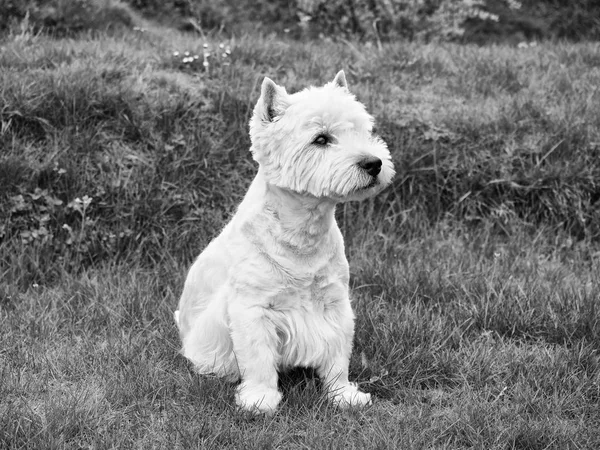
[173,310,181,331]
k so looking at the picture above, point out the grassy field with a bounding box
[1,20,600,449]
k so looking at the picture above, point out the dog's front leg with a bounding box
[318,354,372,408]
[316,302,372,408]
[229,303,283,414]
[317,354,372,408]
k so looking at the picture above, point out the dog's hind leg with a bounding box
[181,302,240,382]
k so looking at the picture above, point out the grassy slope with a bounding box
[1,24,600,449]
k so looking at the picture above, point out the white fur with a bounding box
[175,71,394,414]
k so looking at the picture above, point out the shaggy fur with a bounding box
[175,71,394,413]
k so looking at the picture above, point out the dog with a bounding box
[174,70,394,414]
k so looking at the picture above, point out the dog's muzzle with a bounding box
[358,157,382,177]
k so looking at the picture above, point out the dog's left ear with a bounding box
[332,70,348,91]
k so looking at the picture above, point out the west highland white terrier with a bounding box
[174,71,395,414]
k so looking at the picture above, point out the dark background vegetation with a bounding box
[2,0,600,287]
[2,0,600,41]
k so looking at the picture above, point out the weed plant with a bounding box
[1,23,599,449]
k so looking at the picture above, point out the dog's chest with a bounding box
[267,261,348,312]
[308,271,344,305]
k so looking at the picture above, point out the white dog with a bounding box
[175,71,394,413]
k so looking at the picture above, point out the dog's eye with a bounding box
[313,134,330,146]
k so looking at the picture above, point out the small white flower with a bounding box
[81,195,92,207]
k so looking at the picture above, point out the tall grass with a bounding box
[3,32,600,285]
[1,23,599,449]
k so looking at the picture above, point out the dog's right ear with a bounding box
[332,70,348,91]
[257,77,287,123]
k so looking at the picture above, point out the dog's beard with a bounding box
[328,177,384,202]
[363,176,379,190]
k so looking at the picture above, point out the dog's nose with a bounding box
[358,157,382,177]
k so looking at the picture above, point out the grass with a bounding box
[1,21,600,449]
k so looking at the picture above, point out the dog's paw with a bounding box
[235,383,283,415]
[329,384,372,408]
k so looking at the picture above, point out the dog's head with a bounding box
[249,71,394,202]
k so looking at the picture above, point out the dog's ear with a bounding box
[258,77,287,122]
[332,70,348,91]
